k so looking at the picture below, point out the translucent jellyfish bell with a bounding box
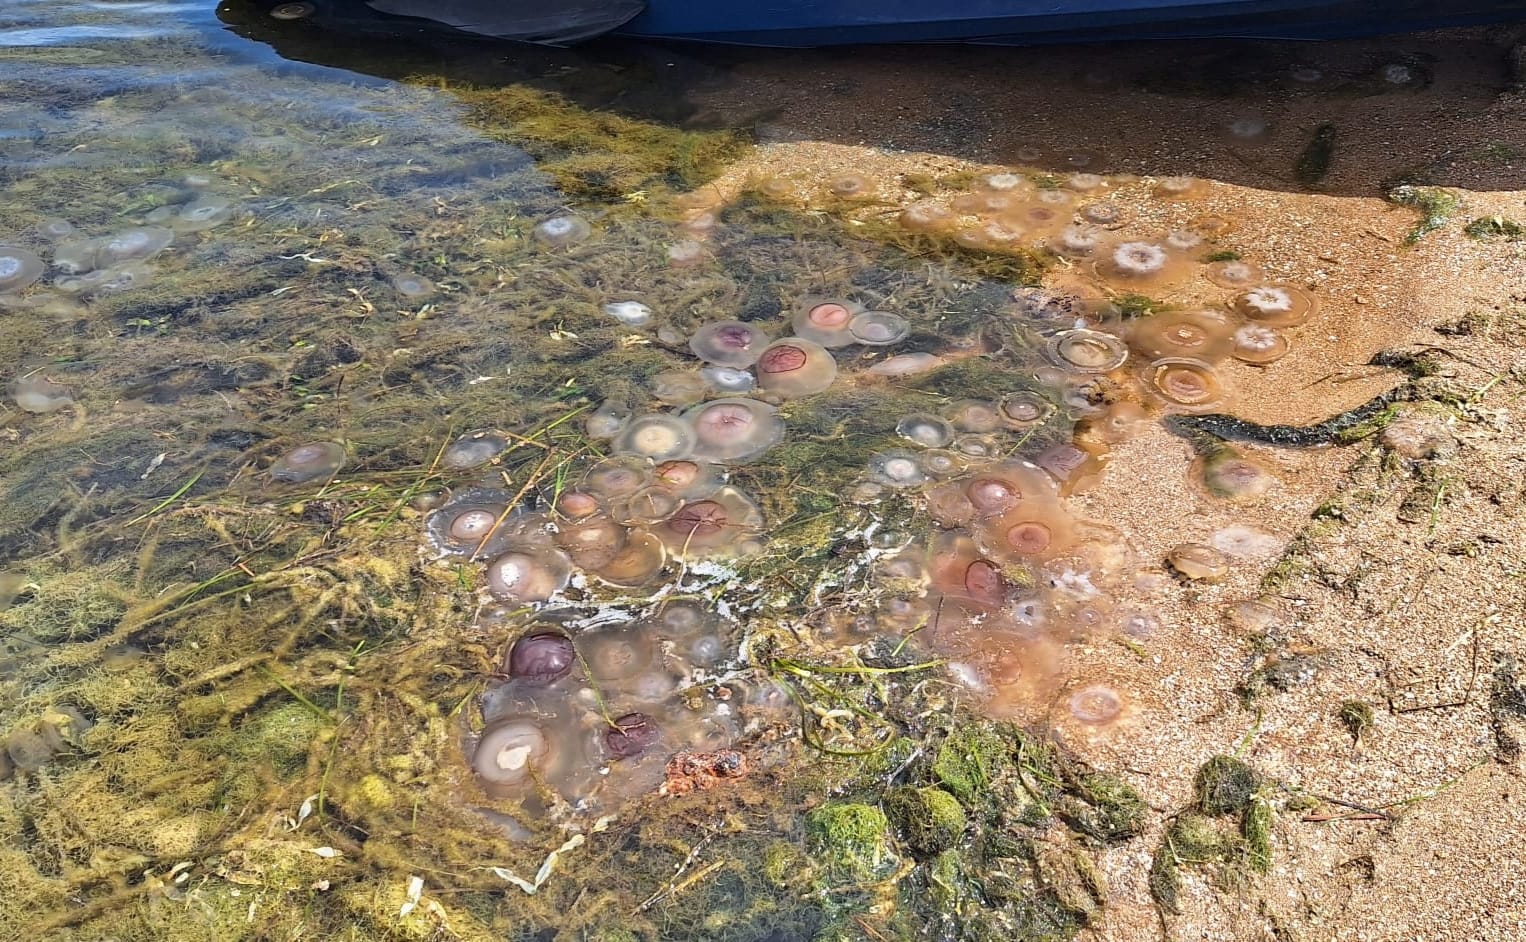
[391,272,434,298]
[269,441,346,483]
[1145,358,1226,413]
[868,450,927,488]
[689,321,771,368]
[683,398,784,463]
[442,430,508,470]
[1232,284,1317,327]
[485,548,573,602]
[612,414,696,462]
[96,227,173,266]
[755,338,837,398]
[699,366,755,394]
[533,215,592,247]
[1129,311,1233,363]
[173,197,234,232]
[1204,259,1265,289]
[1046,329,1129,373]
[604,301,653,326]
[848,311,910,347]
[895,414,955,448]
[791,297,863,348]
[0,246,45,293]
[1231,324,1290,364]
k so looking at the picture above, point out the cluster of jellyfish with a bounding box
[0,172,241,304]
[632,166,1316,730]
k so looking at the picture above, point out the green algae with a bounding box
[1464,216,1525,241]
[884,786,967,856]
[1149,756,1278,914]
[807,801,896,882]
[1388,185,1461,244]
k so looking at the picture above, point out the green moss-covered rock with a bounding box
[806,802,894,882]
[885,786,967,856]
[1057,771,1147,844]
[1193,755,1260,816]
[931,726,1012,806]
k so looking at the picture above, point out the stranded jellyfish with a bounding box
[651,458,725,499]
[684,398,784,463]
[1129,311,1232,362]
[651,370,708,406]
[899,202,955,233]
[849,311,910,347]
[555,514,627,569]
[1097,240,1180,286]
[603,713,661,759]
[700,367,755,394]
[590,529,667,586]
[1230,324,1290,365]
[582,455,655,499]
[1068,684,1124,725]
[658,486,762,553]
[1204,259,1264,289]
[1066,173,1106,192]
[605,301,653,326]
[473,720,552,789]
[896,414,955,448]
[0,247,44,294]
[554,490,601,520]
[96,227,173,266]
[868,352,944,377]
[867,450,927,488]
[506,632,576,685]
[1080,203,1126,227]
[828,173,873,199]
[1153,176,1202,200]
[667,241,707,267]
[1145,358,1225,412]
[1051,225,1103,258]
[485,548,573,602]
[442,431,507,470]
[1199,448,1277,502]
[35,219,74,241]
[690,321,771,368]
[269,441,346,483]
[174,197,234,232]
[10,374,72,414]
[1046,329,1129,373]
[996,392,1054,429]
[532,215,592,247]
[425,494,516,558]
[612,414,695,462]
[1166,542,1229,582]
[791,297,862,348]
[755,338,837,398]
[945,399,1002,433]
[1232,284,1316,327]
[391,272,434,299]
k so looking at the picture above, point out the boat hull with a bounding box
[616,0,1526,46]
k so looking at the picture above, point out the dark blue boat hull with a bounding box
[616,0,1526,46]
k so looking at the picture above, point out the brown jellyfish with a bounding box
[899,202,956,233]
[555,514,628,569]
[1080,202,1127,227]
[1128,311,1234,363]
[1204,259,1265,289]
[581,455,656,499]
[554,490,601,520]
[983,505,1074,562]
[683,397,784,464]
[612,414,696,462]
[1068,684,1125,725]
[1034,439,1109,493]
[603,712,661,759]
[608,487,682,527]
[506,632,577,685]
[651,370,710,406]
[577,624,657,684]
[791,297,863,349]
[1144,358,1227,413]
[918,449,967,480]
[1166,542,1229,582]
[690,321,771,368]
[589,529,667,587]
[1077,399,1150,444]
[925,481,976,527]
[1230,324,1290,364]
[1231,284,1317,327]
[755,337,837,398]
[657,485,762,554]
[269,441,346,483]
[650,458,725,499]
[1197,447,1278,503]
[1094,239,1191,289]
[1153,176,1203,200]
[484,548,573,603]
[1050,224,1105,259]
[828,173,874,200]
[868,352,946,377]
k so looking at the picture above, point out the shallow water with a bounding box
[1,2,1522,939]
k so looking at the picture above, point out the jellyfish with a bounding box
[391,272,435,299]
[848,311,910,347]
[650,459,725,499]
[828,173,873,199]
[867,450,927,488]
[996,392,1054,429]
[533,215,592,247]
[1129,311,1233,363]
[96,227,173,266]
[603,713,661,759]
[426,493,517,558]
[1153,176,1202,200]
[269,441,346,483]
[868,353,944,377]
[683,398,784,463]
[1095,240,1186,288]
[1230,324,1290,365]
[756,338,837,398]
[506,632,576,685]
[899,202,955,232]
[484,548,573,602]
[895,414,955,448]
[1166,543,1229,581]
[605,301,653,326]
[9,374,72,414]
[1046,329,1129,373]
[442,431,508,470]
[1144,358,1226,412]
[1051,225,1104,259]
[657,486,762,554]
[589,529,667,587]
[700,367,755,395]
[944,400,1002,433]
[0,247,44,294]
[1066,173,1106,192]
[689,321,771,368]
[1068,684,1125,725]
[554,514,628,569]
[1079,203,1127,227]
[582,455,655,499]
[1204,259,1265,289]
[667,241,707,267]
[651,370,709,406]
[1231,284,1317,327]
[473,720,554,789]
[34,219,74,241]
[173,197,234,232]
[790,297,862,349]
[612,414,695,462]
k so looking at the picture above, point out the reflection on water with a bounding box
[1,0,1522,938]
